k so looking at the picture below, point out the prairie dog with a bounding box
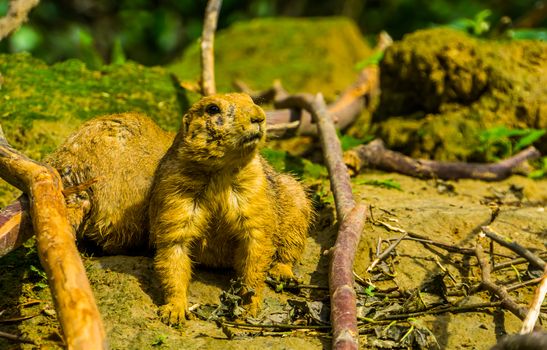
[150,93,312,324]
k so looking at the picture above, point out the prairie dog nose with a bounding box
[250,106,266,124]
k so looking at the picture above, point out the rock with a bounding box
[373,28,547,160]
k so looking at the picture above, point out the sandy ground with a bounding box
[0,172,545,349]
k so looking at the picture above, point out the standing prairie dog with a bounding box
[150,93,312,324]
[47,93,312,325]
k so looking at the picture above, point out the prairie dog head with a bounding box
[179,93,266,165]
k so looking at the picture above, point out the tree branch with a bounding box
[0,126,107,348]
[344,139,541,180]
[0,0,40,41]
[200,0,222,96]
[263,85,366,349]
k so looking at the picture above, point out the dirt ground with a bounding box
[0,172,545,349]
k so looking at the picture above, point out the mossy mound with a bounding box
[0,53,183,206]
[374,28,547,160]
[169,17,371,100]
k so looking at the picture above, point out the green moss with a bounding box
[169,17,371,101]
[374,28,547,160]
[0,53,183,205]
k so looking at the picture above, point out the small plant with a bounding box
[529,157,547,179]
[151,334,167,346]
[339,134,375,152]
[357,178,402,191]
[30,265,49,289]
[448,9,492,36]
[477,126,545,162]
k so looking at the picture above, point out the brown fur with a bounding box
[47,93,312,325]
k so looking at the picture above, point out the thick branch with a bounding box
[0,0,40,41]
[200,0,222,96]
[0,126,106,348]
[268,88,365,349]
[344,139,541,180]
[330,204,366,349]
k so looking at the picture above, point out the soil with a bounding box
[0,172,545,350]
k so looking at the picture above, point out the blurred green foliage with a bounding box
[477,126,546,162]
[0,0,545,66]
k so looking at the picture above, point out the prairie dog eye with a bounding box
[205,104,221,115]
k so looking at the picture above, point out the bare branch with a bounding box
[200,0,222,96]
[344,139,541,180]
[0,0,40,41]
[0,127,107,348]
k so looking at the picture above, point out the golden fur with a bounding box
[47,93,312,325]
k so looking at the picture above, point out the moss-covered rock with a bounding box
[169,17,371,100]
[374,28,547,160]
[0,53,183,205]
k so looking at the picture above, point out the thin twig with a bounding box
[200,0,222,96]
[482,226,545,270]
[367,232,407,272]
[0,0,40,41]
[475,239,530,322]
[220,319,331,331]
[373,302,503,321]
[520,267,547,334]
[0,330,35,344]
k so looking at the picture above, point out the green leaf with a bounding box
[514,129,545,151]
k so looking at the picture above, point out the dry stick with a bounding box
[0,127,106,349]
[367,232,408,272]
[200,0,222,96]
[475,240,530,322]
[520,267,547,334]
[0,0,40,40]
[481,226,546,270]
[273,88,366,349]
[0,330,35,345]
[344,139,541,180]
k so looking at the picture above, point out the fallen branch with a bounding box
[236,32,392,138]
[520,266,547,334]
[475,239,530,322]
[481,226,546,271]
[0,126,106,348]
[0,0,40,40]
[200,0,222,96]
[344,139,541,180]
[263,85,366,349]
